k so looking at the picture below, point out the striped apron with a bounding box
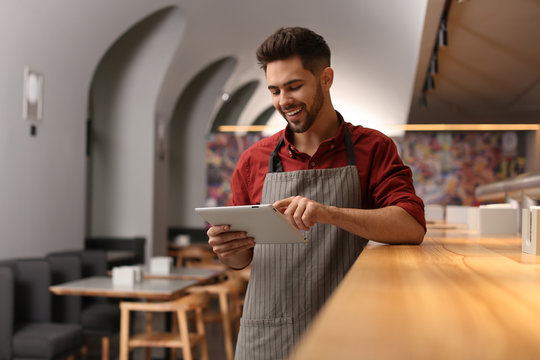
[235,126,367,359]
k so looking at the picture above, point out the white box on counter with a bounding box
[425,204,444,222]
[478,204,518,236]
[445,205,479,230]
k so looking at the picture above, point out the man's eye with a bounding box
[290,85,302,91]
[271,90,280,95]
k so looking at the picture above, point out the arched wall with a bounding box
[210,80,260,132]
[89,6,186,258]
[253,106,277,126]
[0,0,180,260]
[168,57,237,228]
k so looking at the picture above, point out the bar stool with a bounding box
[119,292,210,360]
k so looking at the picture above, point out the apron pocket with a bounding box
[236,317,294,360]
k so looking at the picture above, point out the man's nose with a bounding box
[279,92,293,108]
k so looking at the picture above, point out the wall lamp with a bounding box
[430,50,438,74]
[421,11,448,107]
[438,17,448,47]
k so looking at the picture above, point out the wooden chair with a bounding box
[226,266,250,324]
[173,245,218,268]
[119,292,210,360]
[189,277,248,360]
[171,244,249,360]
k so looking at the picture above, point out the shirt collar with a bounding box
[282,111,346,156]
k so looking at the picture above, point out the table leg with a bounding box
[120,307,130,360]
[145,312,153,360]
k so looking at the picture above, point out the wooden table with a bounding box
[50,271,222,359]
[289,226,540,360]
[143,266,227,281]
[49,276,198,301]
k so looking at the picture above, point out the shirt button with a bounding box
[310,161,316,167]
[330,144,335,149]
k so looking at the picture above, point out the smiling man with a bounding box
[207,27,426,359]
[267,59,326,135]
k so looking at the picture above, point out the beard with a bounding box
[281,84,324,133]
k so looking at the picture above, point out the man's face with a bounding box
[266,56,324,133]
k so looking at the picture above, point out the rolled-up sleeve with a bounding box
[366,135,426,231]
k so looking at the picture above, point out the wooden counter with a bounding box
[289,227,540,360]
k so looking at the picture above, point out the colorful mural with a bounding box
[206,133,264,206]
[206,131,527,207]
[394,131,526,206]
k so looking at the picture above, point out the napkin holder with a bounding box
[150,256,173,275]
[112,265,142,286]
[522,206,540,255]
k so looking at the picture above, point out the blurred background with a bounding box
[1,0,539,260]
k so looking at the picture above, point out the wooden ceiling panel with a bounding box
[408,0,540,124]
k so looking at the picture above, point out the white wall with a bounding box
[89,7,185,259]
[0,0,431,260]
[0,0,176,259]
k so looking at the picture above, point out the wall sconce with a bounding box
[156,116,168,161]
[420,10,448,108]
[23,67,43,122]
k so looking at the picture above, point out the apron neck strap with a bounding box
[268,137,285,173]
[268,125,356,173]
[343,125,356,167]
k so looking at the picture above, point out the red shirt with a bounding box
[231,116,426,230]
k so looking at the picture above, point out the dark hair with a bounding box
[256,27,331,74]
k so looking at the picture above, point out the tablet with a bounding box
[195,204,307,244]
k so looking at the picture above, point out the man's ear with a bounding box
[320,67,334,89]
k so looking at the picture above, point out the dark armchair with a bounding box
[47,250,121,360]
[0,259,83,360]
[168,227,209,244]
[85,236,145,269]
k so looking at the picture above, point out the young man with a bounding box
[208,27,426,359]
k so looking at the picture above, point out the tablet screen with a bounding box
[195,204,307,244]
